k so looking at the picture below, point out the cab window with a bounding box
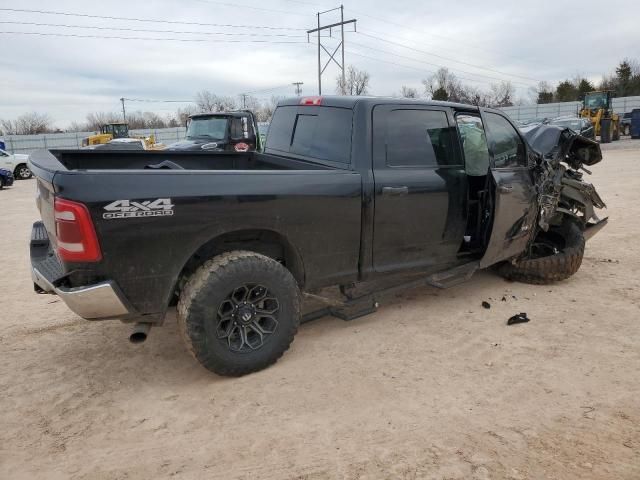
[484,113,526,168]
[385,109,455,167]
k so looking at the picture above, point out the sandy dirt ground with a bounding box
[1,140,639,479]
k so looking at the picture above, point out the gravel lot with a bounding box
[1,141,639,479]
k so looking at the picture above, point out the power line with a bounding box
[0,31,308,44]
[356,31,540,84]
[346,39,534,87]
[345,7,537,66]
[0,21,305,38]
[192,0,308,16]
[344,49,506,90]
[243,84,293,95]
[0,7,307,31]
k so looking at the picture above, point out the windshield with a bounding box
[551,119,583,131]
[186,117,229,140]
[584,93,608,110]
[113,124,128,138]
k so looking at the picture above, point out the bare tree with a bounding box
[85,112,121,131]
[254,96,283,122]
[242,95,261,112]
[173,105,198,126]
[0,112,54,135]
[400,86,419,98]
[336,65,371,96]
[195,90,238,112]
[195,90,218,112]
[489,81,515,107]
[423,68,467,102]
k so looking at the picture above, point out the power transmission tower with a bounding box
[240,93,249,109]
[292,82,304,96]
[120,97,126,122]
[307,5,356,95]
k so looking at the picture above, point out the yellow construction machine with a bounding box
[579,91,620,143]
[82,122,157,148]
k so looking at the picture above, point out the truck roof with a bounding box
[189,111,253,119]
[277,95,482,111]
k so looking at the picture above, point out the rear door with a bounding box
[480,111,536,267]
[372,105,467,273]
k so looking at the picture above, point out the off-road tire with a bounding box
[14,164,32,180]
[177,250,301,376]
[497,221,585,285]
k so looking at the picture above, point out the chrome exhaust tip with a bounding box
[129,322,151,344]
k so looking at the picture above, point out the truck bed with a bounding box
[34,149,334,173]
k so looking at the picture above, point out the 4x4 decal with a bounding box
[103,198,174,219]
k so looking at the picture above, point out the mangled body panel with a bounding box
[523,125,607,233]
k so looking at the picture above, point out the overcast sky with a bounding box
[1,0,638,127]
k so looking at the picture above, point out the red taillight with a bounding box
[300,96,322,106]
[54,198,102,262]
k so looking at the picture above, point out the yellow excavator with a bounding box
[82,122,157,148]
[580,91,620,143]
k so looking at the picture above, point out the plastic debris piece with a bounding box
[507,312,530,325]
[482,301,491,309]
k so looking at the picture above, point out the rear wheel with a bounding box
[14,164,32,180]
[177,251,301,376]
[0,177,4,190]
[497,221,585,285]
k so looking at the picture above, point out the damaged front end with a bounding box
[524,125,607,237]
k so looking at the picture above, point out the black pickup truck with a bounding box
[29,96,607,376]
[166,111,260,152]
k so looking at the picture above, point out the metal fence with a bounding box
[1,127,187,155]
[1,123,274,155]
[500,96,640,121]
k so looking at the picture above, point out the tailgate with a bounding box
[29,150,68,252]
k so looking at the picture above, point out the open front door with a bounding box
[480,111,537,268]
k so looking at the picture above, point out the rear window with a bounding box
[266,106,352,164]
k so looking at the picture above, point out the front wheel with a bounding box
[14,164,32,180]
[497,221,585,285]
[177,251,301,376]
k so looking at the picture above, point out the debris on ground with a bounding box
[482,301,491,309]
[507,312,530,325]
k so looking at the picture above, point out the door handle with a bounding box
[382,186,409,196]
[498,184,513,194]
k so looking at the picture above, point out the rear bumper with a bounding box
[30,221,135,320]
[32,267,132,320]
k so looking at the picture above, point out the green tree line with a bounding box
[536,59,640,104]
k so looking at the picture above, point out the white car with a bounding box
[0,148,32,179]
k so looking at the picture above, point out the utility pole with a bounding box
[307,6,356,95]
[292,82,304,96]
[120,97,126,122]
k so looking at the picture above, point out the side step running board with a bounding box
[302,261,479,323]
[426,261,479,289]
